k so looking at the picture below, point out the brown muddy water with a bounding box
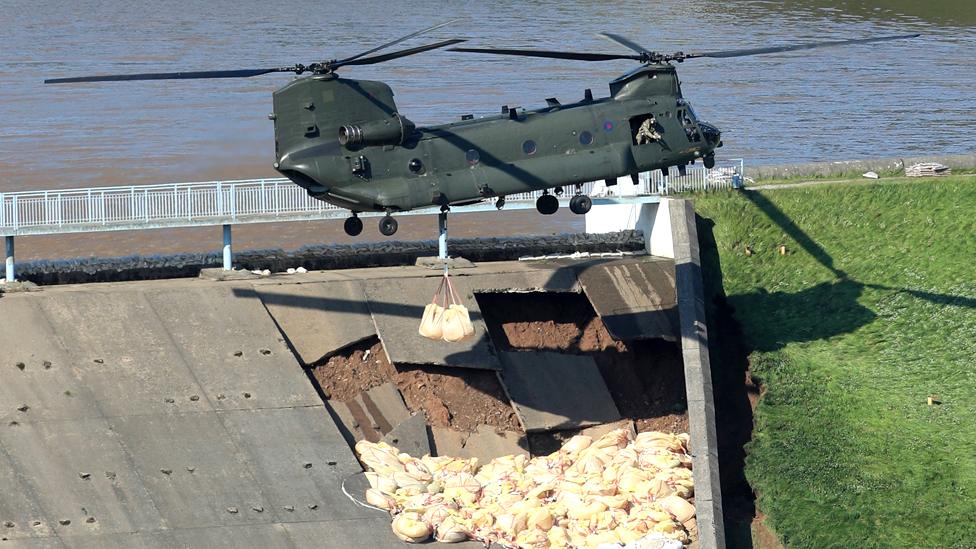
[2,0,974,260]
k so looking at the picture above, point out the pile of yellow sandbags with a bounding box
[355,428,696,548]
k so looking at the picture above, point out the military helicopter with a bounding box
[46,27,918,237]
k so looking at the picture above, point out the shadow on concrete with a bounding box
[232,286,432,320]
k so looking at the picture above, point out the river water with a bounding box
[1,0,974,259]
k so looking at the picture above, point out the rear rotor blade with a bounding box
[688,33,920,59]
[45,67,293,84]
[335,19,460,65]
[450,47,641,62]
[338,39,466,67]
[598,32,649,54]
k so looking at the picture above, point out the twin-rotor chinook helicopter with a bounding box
[47,25,917,236]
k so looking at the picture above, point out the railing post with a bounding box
[274,181,280,216]
[222,224,233,271]
[230,184,237,221]
[0,192,5,228]
[216,181,224,217]
[12,196,18,230]
[4,235,14,282]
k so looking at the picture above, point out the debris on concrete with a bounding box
[198,267,258,281]
[416,256,476,270]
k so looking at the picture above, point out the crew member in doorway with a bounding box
[636,115,662,144]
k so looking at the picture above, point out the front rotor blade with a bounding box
[335,19,460,65]
[450,47,641,62]
[44,67,289,84]
[338,39,466,67]
[689,33,920,59]
[598,32,649,54]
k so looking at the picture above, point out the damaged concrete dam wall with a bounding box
[1,198,725,548]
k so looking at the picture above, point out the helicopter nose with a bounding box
[699,121,722,146]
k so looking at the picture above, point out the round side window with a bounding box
[408,158,424,174]
[522,140,537,155]
[580,131,594,145]
[466,149,480,165]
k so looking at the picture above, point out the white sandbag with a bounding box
[440,307,469,342]
[418,303,445,340]
[451,303,475,337]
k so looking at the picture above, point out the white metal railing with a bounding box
[0,160,742,236]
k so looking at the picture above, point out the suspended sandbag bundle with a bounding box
[419,272,475,343]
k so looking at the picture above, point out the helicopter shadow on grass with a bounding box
[705,188,976,547]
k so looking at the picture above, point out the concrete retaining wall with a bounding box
[586,198,726,548]
[11,231,644,286]
[749,151,976,181]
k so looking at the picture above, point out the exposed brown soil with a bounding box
[310,291,689,453]
[310,338,519,433]
[477,291,689,434]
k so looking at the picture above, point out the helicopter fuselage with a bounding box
[272,63,721,213]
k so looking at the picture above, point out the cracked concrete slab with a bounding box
[253,281,376,365]
[578,258,679,341]
[498,351,620,433]
[364,276,500,370]
[430,425,528,462]
[330,383,411,444]
[382,413,432,457]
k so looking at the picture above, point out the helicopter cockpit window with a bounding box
[522,140,537,156]
[678,109,701,142]
[630,114,662,145]
[466,149,480,165]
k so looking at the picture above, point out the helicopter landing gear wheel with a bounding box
[569,195,592,215]
[703,154,716,169]
[343,215,363,236]
[536,193,559,215]
[378,215,398,236]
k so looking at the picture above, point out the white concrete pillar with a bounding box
[4,236,13,282]
[438,211,448,259]
[222,224,232,270]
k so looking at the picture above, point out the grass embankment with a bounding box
[692,176,976,548]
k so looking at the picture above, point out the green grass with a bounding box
[692,175,976,548]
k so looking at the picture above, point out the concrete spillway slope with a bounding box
[0,279,408,548]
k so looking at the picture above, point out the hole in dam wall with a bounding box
[299,290,688,457]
